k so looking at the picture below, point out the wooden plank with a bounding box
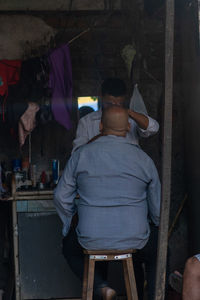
[16,190,53,196]
[0,0,121,11]
[154,0,175,300]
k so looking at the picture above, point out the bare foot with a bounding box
[100,286,117,300]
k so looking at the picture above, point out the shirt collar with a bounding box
[90,109,102,120]
[95,135,140,148]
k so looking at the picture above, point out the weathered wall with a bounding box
[179,0,200,256]
[0,15,56,60]
[165,0,200,271]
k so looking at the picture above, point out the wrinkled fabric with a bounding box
[54,135,161,250]
[121,44,136,76]
[48,44,72,130]
[5,57,48,126]
[0,60,21,120]
[129,84,148,115]
[18,102,39,147]
[194,254,200,261]
[0,60,21,96]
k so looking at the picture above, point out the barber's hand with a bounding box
[127,109,149,130]
[128,109,136,119]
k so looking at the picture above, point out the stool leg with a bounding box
[86,258,95,300]
[123,259,132,300]
[123,257,138,300]
[82,255,89,300]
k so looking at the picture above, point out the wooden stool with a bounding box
[82,249,138,300]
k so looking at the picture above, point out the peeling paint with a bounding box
[0,15,56,59]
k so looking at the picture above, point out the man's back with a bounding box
[54,106,161,299]
[74,135,160,250]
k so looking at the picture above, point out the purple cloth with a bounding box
[48,44,72,130]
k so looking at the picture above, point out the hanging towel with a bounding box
[0,60,21,120]
[129,84,148,115]
[18,102,40,147]
[48,44,72,130]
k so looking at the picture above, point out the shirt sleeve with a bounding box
[72,117,89,153]
[137,115,159,138]
[147,160,161,226]
[54,152,79,236]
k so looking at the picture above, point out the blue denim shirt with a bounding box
[54,135,161,250]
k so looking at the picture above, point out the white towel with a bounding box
[129,84,148,115]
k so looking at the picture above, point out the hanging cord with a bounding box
[0,61,20,69]
[168,194,187,239]
[68,28,90,45]
[29,133,32,165]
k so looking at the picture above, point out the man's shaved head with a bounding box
[100,106,130,137]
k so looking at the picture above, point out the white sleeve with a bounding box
[54,152,79,236]
[72,117,89,153]
[137,115,159,138]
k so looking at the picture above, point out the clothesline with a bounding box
[68,28,90,45]
[0,61,21,69]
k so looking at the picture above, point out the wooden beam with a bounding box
[154,0,174,300]
[0,0,121,11]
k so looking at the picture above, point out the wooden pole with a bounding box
[11,175,21,300]
[154,0,174,300]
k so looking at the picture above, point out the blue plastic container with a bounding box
[12,159,21,172]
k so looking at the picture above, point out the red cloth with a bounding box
[0,60,21,120]
[0,60,21,96]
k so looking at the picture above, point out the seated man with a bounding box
[73,77,159,152]
[54,106,161,300]
[182,254,200,300]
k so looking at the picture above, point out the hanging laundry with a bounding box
[0,60,21,120]
[0,60,21,96]
[121,44,136,77]
[19,57,48,102]
[6,57,49,125]
[48,44,72,130]
[129,84,148,115]
[18,102,40,147]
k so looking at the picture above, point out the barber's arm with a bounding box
[146,160,161,226]
[54,153,79,236]
[128,109,149,129]
[128,109,159,137]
